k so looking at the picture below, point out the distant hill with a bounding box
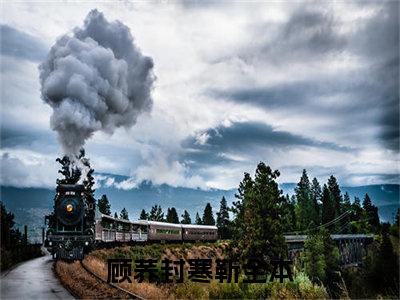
[1,178,398,242]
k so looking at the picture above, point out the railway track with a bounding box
[79,260,145,300]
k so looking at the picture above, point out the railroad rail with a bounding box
[80,260,145,300]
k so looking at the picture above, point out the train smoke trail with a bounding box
[39,9,154,156]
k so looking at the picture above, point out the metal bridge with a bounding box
[281,210,376,266]
[284,233,374,266]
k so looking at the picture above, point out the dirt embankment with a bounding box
[55,260,132,299]
[55,242,231,299]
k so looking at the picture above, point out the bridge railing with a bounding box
[284,233,374,243]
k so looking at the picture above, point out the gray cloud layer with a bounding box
[0,24,48,62]
[212,2,399,152]
[183,121,350,167]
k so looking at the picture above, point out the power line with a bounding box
[284,210,351,235]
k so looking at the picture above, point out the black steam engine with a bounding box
[45,152,96,260]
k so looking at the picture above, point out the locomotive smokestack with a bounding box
[39,9,155,156]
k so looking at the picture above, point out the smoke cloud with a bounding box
[39,9,155,155]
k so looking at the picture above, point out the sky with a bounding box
[1,1,399,191]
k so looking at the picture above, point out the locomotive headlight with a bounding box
[66,204,73,213]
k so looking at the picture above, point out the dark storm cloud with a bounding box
[0,24,48,62]
[183,121,350,167]
[353,2,399,152]
[351,1,398,60]
[1,125,57,151]
[242,5,347,65]
[212,76,377,111]
[183,148,236,168]
[265,7,347,61]
[212,2,399,152]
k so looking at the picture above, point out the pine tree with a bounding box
[195,212,202,225]
[114,212,118,219]
[302,229,341,297]
[363,194,380,232]
[321,184,335,225]
[149,205,164,221]
[1,202,15,248]
[327,175,344,234]
[120,207,129,220]
[350,197,368,233]
[311,177,322,225]
[340,192,352,233]
[230,173,252,238]
[216,196,230,239]
[281,194,296,232]
[343,192,351,212]
[366,226,399,296]
[181,210,191,224]
[295,169,315,230]
[97,195,111,215]
[327,175,342,219]
[290,195,297,230]
[302,231,327,282]
[166,207,179,223]
[231,162,287,270]
[139,209,148,220]
[392,208,400,237]
[202,203,215,225]
[352,197,363,221]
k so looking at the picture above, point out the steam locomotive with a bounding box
[45,182,218,260]
[45,183,95,260]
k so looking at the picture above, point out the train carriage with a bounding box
[95,214,133,242]
[131,220,149,242]
[115,218,132,242]
[94,215,218,243]
[182,224,218,241]
[95,214,116,242]
[147,221,182,241]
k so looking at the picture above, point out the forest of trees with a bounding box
[136,202,217,225]
[225,163,398,298]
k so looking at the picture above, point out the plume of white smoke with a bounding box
[39,9,154,156]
